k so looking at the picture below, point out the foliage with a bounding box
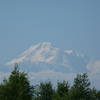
[0,64,34,100]
[57,80,69,97]
[70,73,91,100]
[0,65,100,100]
[39,81,53,100]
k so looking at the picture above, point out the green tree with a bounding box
[89,88,97,100]
[96,90,100,100]
[39,81,53,100]
[0,64,34,100]
[70,73,91,100]
[57,81,69,99]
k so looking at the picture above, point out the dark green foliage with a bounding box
[39,81,53,100]
[57,81,69,96]
[70,73,91,100]
[96,90,100,100]
[89,88,97,100]
[0,65,34,100]
[0,66,100,100]
[57,80,69,98]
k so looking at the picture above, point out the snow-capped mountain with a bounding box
[3,42,100,88]
[6,42,88,73]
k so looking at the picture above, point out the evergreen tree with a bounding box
[89,88,97,100]
[57,81,69,97]
[0,65,100,100]
[39,81,53,100]
[96,90,100,100]
[70,73,91,100]
[0,64,34,100]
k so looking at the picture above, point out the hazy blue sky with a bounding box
[0,0,100,65]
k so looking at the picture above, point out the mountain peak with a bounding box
[6,42,88,73]
[6,42,59,66]
[38,42,52,47]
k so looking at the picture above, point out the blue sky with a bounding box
[0,0,100,65]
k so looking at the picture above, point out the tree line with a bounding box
[0,65,100,100]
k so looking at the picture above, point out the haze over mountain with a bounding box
[3,42,99,88]
[6,42,88,73]
[0,0,100,90]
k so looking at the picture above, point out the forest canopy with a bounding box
[0,65,100,100]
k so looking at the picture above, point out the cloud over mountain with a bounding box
[87,60,100,75]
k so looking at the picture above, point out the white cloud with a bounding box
[28,70,75,84]
[64,50,73,54]
[87,60,100,89]
[87,60,100,75]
